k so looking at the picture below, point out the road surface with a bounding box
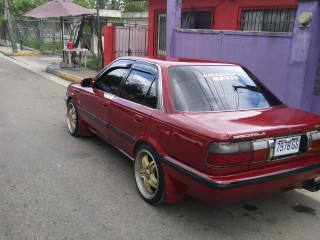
[1,54,320,240]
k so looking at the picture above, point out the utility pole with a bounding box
[97,2,100,70]
[4,0,17,53]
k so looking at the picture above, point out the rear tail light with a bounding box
[311,132,320,154]
[207,131,320,168]
[206,152,253,167]
[311,132,320,141]
[208,142,253,154]
[206,140,270,167]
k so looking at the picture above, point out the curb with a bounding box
[0,50,41,57]
[45,67,82,83]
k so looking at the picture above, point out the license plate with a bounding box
[274,136,301,157]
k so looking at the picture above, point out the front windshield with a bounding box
[169,65,283,112]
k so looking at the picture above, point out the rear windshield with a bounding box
[169,65,283,112]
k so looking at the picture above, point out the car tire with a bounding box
[67,99,81,137]
[134,144,166,205]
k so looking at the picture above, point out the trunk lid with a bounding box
[182,106,320,141]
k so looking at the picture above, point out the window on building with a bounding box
[181,9,213,29]
[156,12,167,57]
[239,7,297,32]
[154,8,213,57]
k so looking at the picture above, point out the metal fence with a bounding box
[0,17,95,54]
[0,19,62,53]
[238,6,297,32]
[115,25,148,58]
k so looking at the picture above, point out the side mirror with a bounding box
[81,78,92,87]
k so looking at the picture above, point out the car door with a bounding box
[81,60,134,140]
[108,62,159,156]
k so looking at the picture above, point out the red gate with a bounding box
[104,25,148,66]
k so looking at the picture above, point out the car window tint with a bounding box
[120,69,157,107]
[95,68,129,94]
[169,65,281,112]
[145,80,157,108]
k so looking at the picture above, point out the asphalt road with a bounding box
[1,54,320,240]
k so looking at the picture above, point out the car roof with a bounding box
[118,56,239,68]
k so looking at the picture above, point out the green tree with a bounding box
[0,1,5,22]
[105,0,148,12]
[10,0,46,18]
[0,0,148,22]
[122,0,148,12]
[0,0,95,20]
[97,0,106,9]
[74,0,95,9]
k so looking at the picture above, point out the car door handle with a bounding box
[134,115,143,123]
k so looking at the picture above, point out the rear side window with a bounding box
[120,69,157,108]
[169,65,283,112]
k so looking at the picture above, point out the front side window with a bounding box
[120,69,157,108]
[94,68,130,94]
[169,65,283,112]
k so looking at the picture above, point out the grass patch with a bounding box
[24,39,40,50]
[85,55,99,70]
[23,39,63,52]
[44,42,63,52]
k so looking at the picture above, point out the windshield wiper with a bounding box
[233,84,260,92]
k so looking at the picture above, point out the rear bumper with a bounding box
[162,156,320,204]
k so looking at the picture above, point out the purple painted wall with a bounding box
[308,2,320,114]
[174,30,292,101]
[169,1,320,115]
[285,1,320,114]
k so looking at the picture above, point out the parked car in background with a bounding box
[65,57,320,205]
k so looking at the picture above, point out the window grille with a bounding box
[238,6,297,32]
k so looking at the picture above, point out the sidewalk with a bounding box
[0,45,40,56]
[0,46,98,83]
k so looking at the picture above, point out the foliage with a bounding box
[24,38,40,50]
[74,0,95,9]
[0,0,148,22]
[105,0,148,12]
[122,0,148,12]
[86,55,99,70]
[0,0,94,21]
[24,39,63,52]
[0,1,4,22]
[10,0,46,18]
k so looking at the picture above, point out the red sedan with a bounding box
[65,57,320,205]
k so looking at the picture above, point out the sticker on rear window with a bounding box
[203,73,239,81]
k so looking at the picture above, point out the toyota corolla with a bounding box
[65,57,320,205]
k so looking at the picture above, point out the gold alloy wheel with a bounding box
[69,107,76,130]
[67,103,77,133]
[135,149,159,199]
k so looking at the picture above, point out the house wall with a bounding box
[311,2,320,113]
[147,0,298,56]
